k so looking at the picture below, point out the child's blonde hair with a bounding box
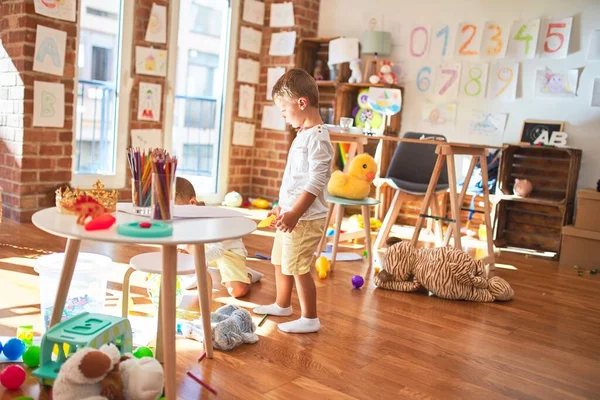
[271,68,319,107]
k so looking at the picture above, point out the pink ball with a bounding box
[0,365,26,390]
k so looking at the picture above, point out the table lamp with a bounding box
[361,19,392,82]
[328,37,359,81]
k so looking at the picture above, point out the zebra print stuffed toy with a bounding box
[375,237,514,302]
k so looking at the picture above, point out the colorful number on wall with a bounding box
[416,66,432,92]
[540,17,572,59]
[488,62,519,101]
[434,63,462,99]
[460,63,489,99]
[410,26,430,57]
[507,19,540,58]
[457,23,482,56]
[481,22,509,58]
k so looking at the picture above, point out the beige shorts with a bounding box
[208,251,250,285]
[271,218,325,276]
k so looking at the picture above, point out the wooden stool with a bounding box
[316,195,381,271]
[122,252,212,362]
[410,143,495,270]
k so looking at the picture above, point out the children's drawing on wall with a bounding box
[33,81,64,127]
[421,102,457,130]
[131,129,162,149]
[138,82,162,122]
[33,25,67,76]
[135,47,168,77]
[239,27,262,54]
[535,67,579,98]
[469,111,508,144]
[269,31,297,56]
[34,0,76,22]
[145,3,167,44]
[242,0,265,25]
[238,84,255,119]
[237,58,260,84]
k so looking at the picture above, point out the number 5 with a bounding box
[544,22,566,53]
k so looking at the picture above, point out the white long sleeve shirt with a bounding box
[278,125,334,220]
[183,239,247,263]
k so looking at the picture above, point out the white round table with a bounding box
[32,207,256,399]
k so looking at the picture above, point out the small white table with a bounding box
[31,207,256,399]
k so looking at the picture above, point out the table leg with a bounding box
[316,203,335,257]
[155,280,164,363]
[411,153,445,246]
[50,238,81,327]
[479,154,496,274]
[330,204,344,272]
[444,156,477,246]
[193,244,214,359]
[446,154,462,250]
[160,245,178,400]
[361,205,373,268]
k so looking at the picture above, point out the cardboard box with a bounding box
[575,189,600,232]
[560,225,600,269]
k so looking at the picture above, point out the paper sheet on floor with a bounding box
[316,252,363,261]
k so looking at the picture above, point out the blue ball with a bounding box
[0,340,3,354]
[3,338,25,361]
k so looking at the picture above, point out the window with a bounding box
[191,3,222,36]
[72,0,133,188]
[180,144,214,176]
[187,51,219,97]
[91,46,110,82]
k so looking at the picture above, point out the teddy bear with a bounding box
[374,237,514,302]
[181,304,258,351]
[52,344,164,400]
[348,59,362,83]
[377,60,397,85]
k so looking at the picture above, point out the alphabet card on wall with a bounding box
[138,82,162,121]
[238,84,255,119]
[434,62,461,100]
[33,25,67,76]
[534,67,578,98]
[131,129,162,150]
[269,31,296,56]
[135,46,167,77]
[507,19,540,59]
[480,22,509,59]
[540,17,572,59]
[33,81,64,127]
[34,0,76,22]
[145,3,167,44]
[488,62,519,101]
[459,62,489,100]
[455,22,483,57]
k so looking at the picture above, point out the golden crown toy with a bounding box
[55,180,118,214]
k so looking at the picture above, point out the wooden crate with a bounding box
[494,200,572,254]
[494,145,582,255]
[295,37,350,84]
[498,145,581,204]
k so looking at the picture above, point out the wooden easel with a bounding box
[410,143,495,272]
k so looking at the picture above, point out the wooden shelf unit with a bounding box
[494,145,582,255]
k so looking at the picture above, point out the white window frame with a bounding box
[71,0,134,189]
[164,0,238,204]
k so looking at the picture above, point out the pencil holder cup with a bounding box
[131,178,151,215]
[151,173,175,221]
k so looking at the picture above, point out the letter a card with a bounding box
[33,25,67,76]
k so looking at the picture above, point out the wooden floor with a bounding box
[0,218,599,399]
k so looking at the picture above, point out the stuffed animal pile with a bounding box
[375,237,514,302]
[181,304,258,351]
[52,344,164,400]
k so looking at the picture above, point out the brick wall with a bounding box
[0,0,169,221]
[0,0,78,222]
[228,0,321,201]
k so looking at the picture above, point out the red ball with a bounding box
[139,222,152,229]
[0,365,26,390]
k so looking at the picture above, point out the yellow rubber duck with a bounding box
[327,153,377,200]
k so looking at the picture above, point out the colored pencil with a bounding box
[186,371,218,395]
[258,314,268,327]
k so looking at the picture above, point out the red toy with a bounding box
[0,364,26,390]
[139,222,152,229]
[84,213,116,231]
[63,195,107,225]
